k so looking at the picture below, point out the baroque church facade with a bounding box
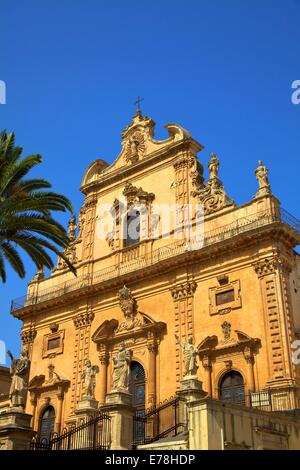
[10,110,300,445]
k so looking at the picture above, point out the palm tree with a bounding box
[0,129,76,282]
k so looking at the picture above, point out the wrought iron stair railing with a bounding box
[132,396,187,447]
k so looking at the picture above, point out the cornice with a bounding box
[12,223,298,320]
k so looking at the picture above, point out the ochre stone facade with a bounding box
[11,110,300,437]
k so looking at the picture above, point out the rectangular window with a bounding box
[216,289,234,305]
[47,337,60,350]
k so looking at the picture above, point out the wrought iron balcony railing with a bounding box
[10,207,300,313]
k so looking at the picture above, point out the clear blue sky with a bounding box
[0,0,299,361]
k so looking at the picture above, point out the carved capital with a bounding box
[202,355,212,370]
[29,391,37,406]
[253,257,279,278]
[73,311,94,329]
[99,352,109,365]
[243,346,254,364]
[147,341,158,354]
[174,154,195,171]
[21,328,37,345]
[224,360,232,370]
[171,281,197,300]
[84,194,97,208]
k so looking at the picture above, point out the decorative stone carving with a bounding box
[170,281,197,300]
[7,348,30,409]
[45,364,60,385]
[224,360,233,370]
[118,285,137,320]
[254,160,271,198]
[112,342,132,392]
[121,109,155,165]
[49,323,59,333]
[243,346,254,364]
[81,359,99,398]
[217,274,229,286]
[122,182,155,207]
[77,206,85,240]
[73,311,95,329]
[202,355,212,370]
[221,321,232,341]
[53,214,79,271]
[192,153,234,215]
[175,335,199,377]
[125,130,146,164]
[21,329,36,345]
[253,257,278,278]
[147,341,158,354]
[189,157,205,193]
[68,214,77,241]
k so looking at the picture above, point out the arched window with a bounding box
[39,406,55,441]
[219,371,245,405]
[124,209,140,247]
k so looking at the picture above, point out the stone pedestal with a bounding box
[102,390,135,450]
[0,408,35,450]
[75,396,99,423]
[177,376,207,403]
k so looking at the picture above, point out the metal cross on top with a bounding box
[134,96,144,110]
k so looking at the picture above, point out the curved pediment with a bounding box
[197,330,261,356]
[92,312,166,346]
[197,335,218,352]
[81,159,109,188]
[80,110,204,194]
[109,111,201,171]
[91,319,118,343]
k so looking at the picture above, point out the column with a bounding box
[202,355,212,397]
[147,339,158,408]
[55,387,64,434]
[98,345,109,407]
[244,347,255,393]
[29,392,37,430]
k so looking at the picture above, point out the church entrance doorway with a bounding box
[219,370,245,405]
[38,405,55,441]
[129,361,146,412]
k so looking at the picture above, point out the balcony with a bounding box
[10,207,300,314]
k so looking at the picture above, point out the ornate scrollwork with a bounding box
[123,182,155,207]
[192,153,234,215]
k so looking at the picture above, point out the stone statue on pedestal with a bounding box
[112,342,132,391]
[81,359,99,398]
[7,348,30,409]
[255,160,271,197]
[175,335,199,377]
